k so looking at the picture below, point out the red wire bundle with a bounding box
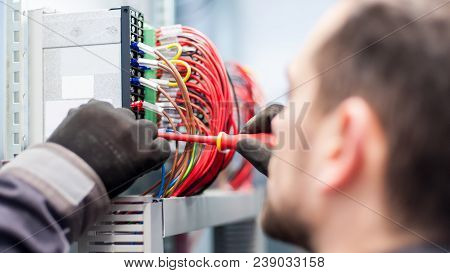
[147,26,263,197]
[155,26,237,196]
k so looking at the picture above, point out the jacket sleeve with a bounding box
[0,143,110,252]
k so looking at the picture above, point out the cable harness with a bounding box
[130,26,261,197]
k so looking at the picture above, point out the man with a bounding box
[0,0,449,252]
[239,0,450,252]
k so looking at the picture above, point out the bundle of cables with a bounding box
[130,26,261,197]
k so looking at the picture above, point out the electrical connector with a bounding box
[130,41,140,51]
[131,100,163,114]
[130,58,139,67]
[139,77,160,90]
[131,42,158,58]
[130,58,151,71]
[151,78,170,87]
[123,7,146,119]
[137,58,159,68]
[130,77,141,86]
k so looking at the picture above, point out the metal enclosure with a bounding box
[78,189,263,253]
[28,8,124,143]
[1,0,175,157]
[3,0,28,159]
[0,3,6,160]
[2,4,265,253]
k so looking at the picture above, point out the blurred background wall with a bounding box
[175,0,335,104]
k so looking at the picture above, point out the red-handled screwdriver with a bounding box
[157,131,276,151]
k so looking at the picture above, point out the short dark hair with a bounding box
[314,1,450,239]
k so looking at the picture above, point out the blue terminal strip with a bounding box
[130,77,141,86]
[130,58,150,71]
[124,7,147,119]
[130,58,139,67]
[130,41,139,51]
[130,43,145,55]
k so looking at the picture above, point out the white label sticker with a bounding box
[44,98,113,138]
[44,99,89,138]
[61,75,94,99]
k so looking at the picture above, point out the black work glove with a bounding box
[47,100,170,198]
[236,104,284,176]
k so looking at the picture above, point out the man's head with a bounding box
[262,0,450,252]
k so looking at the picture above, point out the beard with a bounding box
[260,199,313,251]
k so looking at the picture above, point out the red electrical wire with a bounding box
[146,27,262,197]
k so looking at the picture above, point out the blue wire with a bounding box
[158,164,166,198]
[168,177,178,189]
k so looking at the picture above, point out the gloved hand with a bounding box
[47,100,170,198]
[236,104,284,176]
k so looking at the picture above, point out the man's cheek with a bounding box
[266,177,277,204]
[266,166,283,208]
[267,172,292,211]
[265,181,283,216]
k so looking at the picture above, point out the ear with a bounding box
[320,97,370,194]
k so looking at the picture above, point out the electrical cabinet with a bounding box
[2,4,264,253]
[27,7,157,144]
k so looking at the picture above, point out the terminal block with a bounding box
[119,6,157,122]
[119,6,146,119]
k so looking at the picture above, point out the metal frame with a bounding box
[118,5,132,109]
[78,189,264,253]
[27,8,44,146]
[0,2,5,160]
[4,0,28,159]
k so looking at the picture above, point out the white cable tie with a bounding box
[141,101,163,115]
[139,78,159,90]
[159,25,182,45]
[137,42,158,59]
[137,58,159,67]
[137,42,155,53]
[152,79,170,86]
[160,24,182,37]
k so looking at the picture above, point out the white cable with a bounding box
[139,77,159,90]
[137,42,155,54]
[141,101,164,115]
[152,79,170,87]
[138,58,159,68]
